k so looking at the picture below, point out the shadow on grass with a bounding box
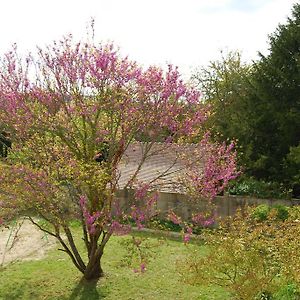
[67,277,106,300]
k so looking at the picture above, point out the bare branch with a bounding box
[28,217,56,238]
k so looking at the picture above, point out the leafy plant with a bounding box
[147,218,182,232]
[228,176,292,199]
[118,236,164,273]
[273,204,289,221]
[252,204,289,221]
[146,217,207,235]
[274,283,300,300]
[251,204,270,221]
[177,206,300,300]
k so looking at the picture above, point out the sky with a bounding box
[0,0,297,77]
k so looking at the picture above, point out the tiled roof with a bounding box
[117,142,203,193]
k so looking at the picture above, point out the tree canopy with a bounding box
[0,35,238,281]
[193,4,300,197]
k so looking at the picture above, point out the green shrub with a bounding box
[178,207,300,300]
[273,204,289,221]
[228,176,292,199]
[252,204,289,221]
[147,218,182,232]
[252,204,270,221]
[146,217,204,235]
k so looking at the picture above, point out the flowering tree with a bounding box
[0,35,238,281]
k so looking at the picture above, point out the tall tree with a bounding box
[192,51,253,166]
[193,4,300,197]
[246,3,300,191]
[0,36,238,281]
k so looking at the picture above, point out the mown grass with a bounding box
[0,228,230,300]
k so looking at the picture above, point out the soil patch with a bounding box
[0,219,57,266]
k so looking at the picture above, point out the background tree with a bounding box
[0,36,238,281]
[193,3,300,197]
[244,3,300,195]
[191,50,253,169]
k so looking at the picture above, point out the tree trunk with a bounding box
[83,253,104,281]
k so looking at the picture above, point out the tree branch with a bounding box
[63,225,86,270]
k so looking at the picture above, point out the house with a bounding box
[116,141,205,220]
[117,141,202,193]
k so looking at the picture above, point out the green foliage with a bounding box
[251,204,270,221]
[146,217,204,235]
[147,218,182,232]
[118,236,163,272]
[178,207,300,300]
[228,176,292,199]
[239,4,300,196]
[273,204,290,221]
[252,204,289,221]
[285,144,300,196]
[274,283,300,300]
[193,4,300,197]
[192,50,252,155]
[244,4,300,189]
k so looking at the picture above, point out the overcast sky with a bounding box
[0,0,297,77]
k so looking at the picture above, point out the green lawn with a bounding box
[0,230,230,300]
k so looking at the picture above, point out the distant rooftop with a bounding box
[117,142,203,193]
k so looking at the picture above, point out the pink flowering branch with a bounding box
[0,32,239,279]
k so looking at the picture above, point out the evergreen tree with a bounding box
[247,3,300,195]
[193,4,300,197]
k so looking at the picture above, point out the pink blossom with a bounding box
[192,213,215,227]
[168,211,182,225]
[110,221,131,236]
[130,205,145,229]
[134,184,149,200]
[0,35,239,274]
[140,263,146,273]
[183,227,193,244]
